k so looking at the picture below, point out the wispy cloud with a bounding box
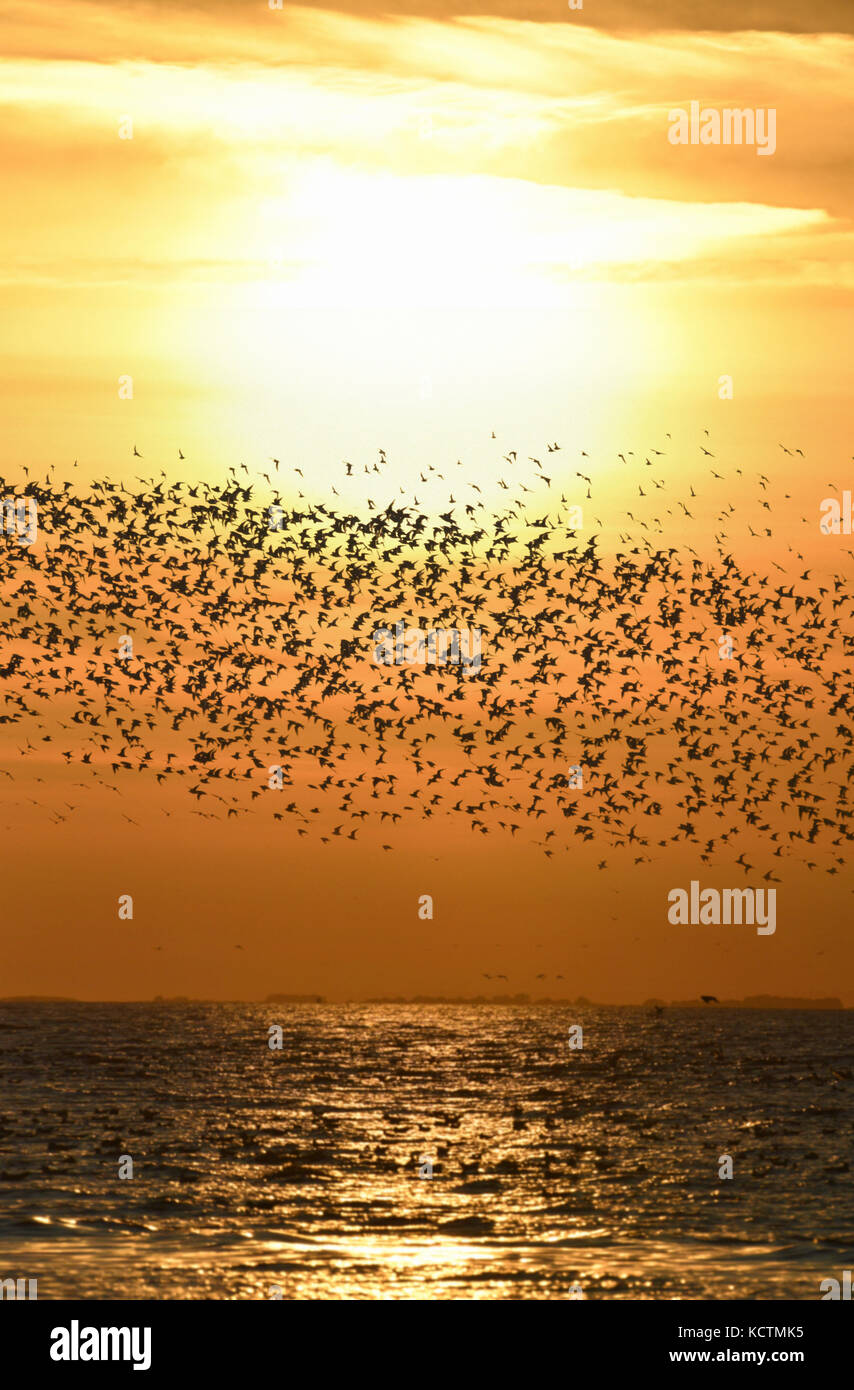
[2,5,852,295]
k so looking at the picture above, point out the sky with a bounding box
[1,0,853,1002]
[2,0,853,482]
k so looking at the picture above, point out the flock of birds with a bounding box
[1,433,852,883]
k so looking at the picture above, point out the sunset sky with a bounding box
[2,0,853,1003]
[2,0,853,481]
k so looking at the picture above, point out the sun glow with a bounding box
[246,163,825,312]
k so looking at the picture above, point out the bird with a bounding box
[0,429,850,912]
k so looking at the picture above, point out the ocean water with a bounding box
[0,1003,851,1300]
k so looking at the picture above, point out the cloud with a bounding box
[0,2,852,294]
[4,0,854,60]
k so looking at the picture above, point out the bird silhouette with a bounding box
[0,433,849,896]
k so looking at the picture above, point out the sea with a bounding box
[0,1003,851,1300]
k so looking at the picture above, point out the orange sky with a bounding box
[1,0,853,1002]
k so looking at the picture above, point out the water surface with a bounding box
[0,1003,851,1299]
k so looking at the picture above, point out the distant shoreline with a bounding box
[0,994,847,1010]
